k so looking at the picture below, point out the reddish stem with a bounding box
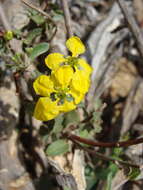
[64,132,143,148]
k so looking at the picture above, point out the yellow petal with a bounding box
[66,36,85,57]
[52,65,74,88]
[33,75,54,96]
[71,70,90,94]
[77,58,93,76]
[69,90,84,104]
[33,97,60,121]
[45,53,65,70]
[59,100,76,112]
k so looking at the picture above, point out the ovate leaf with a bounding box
[46,140,69,156]
[30,42,49,60]
[31,14,45,25]
[63,110,80,127]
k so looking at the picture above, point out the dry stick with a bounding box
[117,0,143,58]
[21,0,57,41]
[63,132,143,148]
[61,0,73,38]
[0,2,11,31]
[72,140,140,169]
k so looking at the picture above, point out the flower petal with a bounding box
[69,90,84,104]
[33,75,54,96]
[77,58,93,76]
[59,100,76,112]
[52,65,74,88]
[66,36,85,57]
[45,53,65,70]
[33,97,60,121]
[71,70,90,94]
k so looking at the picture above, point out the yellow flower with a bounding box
[51,65,74,88]
[33,36,92,121]
[33,97,60,121]
[44,36,88,71]
[4,30,13,41]
[33,75,55,96]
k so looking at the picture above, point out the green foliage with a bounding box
[128,168,140,180]
[85,165,97,190]
[63,187,71,190]
[30,42,49,60]
[52,115,64,134]
[105,163,118,190]
[23,28,42,45]
[28,9,45,25]
[91,99,103,133]
[46,139,69,156]
[63,110,80,127]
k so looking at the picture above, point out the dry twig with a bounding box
[61,0,73,37]
[117,0,143,58]
[0,1,11,30]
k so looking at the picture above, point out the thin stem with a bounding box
[63,132,143,148]
[61,0,73,38]
[73,140,140,169]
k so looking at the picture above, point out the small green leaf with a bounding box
[63,110,80,127]
[31,14,45,25]
[52,115,64,134]
[30,42,49,60]
[46,140,69,156]
[24,28,42,45]
[79,129,89,138]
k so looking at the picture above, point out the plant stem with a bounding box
[63,132,143,148]
[73,140,140,169]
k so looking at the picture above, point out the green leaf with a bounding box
[30,42,49,60]
[24,28,42,45]
[63,110,80,127]
[52,115,64,134]
[46,140,69,156]
[63,187,71,190]
[128,168,140,180]
[105,172,113,190]
[113,147,123,157]
[31,14,45,25]
[79,129,89,138]
[94,98,103,111]
[96,163,118,180]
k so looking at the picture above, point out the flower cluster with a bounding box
[33,36,92,121]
